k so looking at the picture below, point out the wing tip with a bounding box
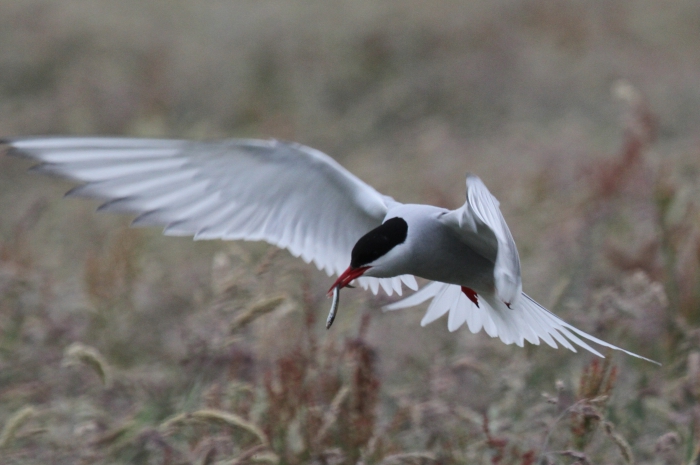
[28,163,61,175]
[1,137,51,158]
[5,146,36,160]
[0,137,18,148]
[464,172,480,183]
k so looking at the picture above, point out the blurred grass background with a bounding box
[1,1,700,463]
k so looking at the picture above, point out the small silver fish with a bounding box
[326,285,340,329]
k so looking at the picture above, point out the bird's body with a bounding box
[1,136,657,364]
[364,204,495,292]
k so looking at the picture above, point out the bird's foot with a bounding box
[460,286,480,308]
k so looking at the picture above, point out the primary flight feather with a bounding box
[1,136,657,364]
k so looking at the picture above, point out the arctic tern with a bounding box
[1,137,657,364]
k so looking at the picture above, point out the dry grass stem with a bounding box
[229,295,287,332]
[161,409,269,446]
[556,449,591,465]
[246,451,280,464]
[61,342,112,387]
[0,406,36,448]
[603,421,635,465]
[379,451,437,464]
[223,444,271,465]
[315,386,350,444]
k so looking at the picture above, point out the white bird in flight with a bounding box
[2,137,657,364]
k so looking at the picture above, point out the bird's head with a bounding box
[328,216,408,295]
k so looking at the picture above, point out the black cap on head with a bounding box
[350,217,408,268]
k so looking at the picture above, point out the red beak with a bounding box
[328,266,370,296]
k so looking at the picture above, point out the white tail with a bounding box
[384,282,659,365]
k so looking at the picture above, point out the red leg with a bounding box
[461,286,479,308]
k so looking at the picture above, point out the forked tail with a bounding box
[384,282,659,365]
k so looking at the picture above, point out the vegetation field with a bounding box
[1,1,700,463]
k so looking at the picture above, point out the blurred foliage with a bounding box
[1,0,700,464]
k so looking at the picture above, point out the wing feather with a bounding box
[447,289,468,332]
[384,281,442,312]
[400,275,419,291]
[3,137,398,286]
[379,279,394,296]
[421,284,452,326]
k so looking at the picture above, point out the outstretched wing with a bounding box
[3,137,399,287]
[384,282,659,364]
